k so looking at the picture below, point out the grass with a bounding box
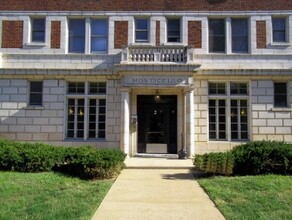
[198,174,292,220]
[0,171,113,220]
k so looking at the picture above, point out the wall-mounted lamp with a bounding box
[154,90,161,103]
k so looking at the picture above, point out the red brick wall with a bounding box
[156,21,160,46]
[256,21,266,49]
[114,21,128,49]
[51,21,61,49]
[188,21,202,48]
[0,0,290,11]
[2,20,23,48]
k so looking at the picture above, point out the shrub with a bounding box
[57,147,126,179]
[194,152,234,176]
[231,141,292,175]
[0,139,126,179]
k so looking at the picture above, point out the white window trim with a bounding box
[65,81,107,141]
[269,16,291,47]
[208,81,250,142]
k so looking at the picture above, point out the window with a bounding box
[31,18,45,42]
[208,82,226,95]
[232,19,248,53]
[274,82,287,107]
[167,19,181,43]
[66,82,106,139]
[208,82,249,141]
[91,19,108,52]
[272,18,286,42]
[209,19,225,52]
[135,18,149,43]
[29,81,43,106]
[69,19,85,53]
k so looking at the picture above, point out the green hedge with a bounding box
[231,141,292,175]
[194,141,292,176]
[194,152,234,176]
[0,139,126,179]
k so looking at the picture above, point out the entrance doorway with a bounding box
[137,95,177,154]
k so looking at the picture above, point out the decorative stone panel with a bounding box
[188,21,202,48]
[256,21,266,49]
[114,21,128,49]
[51,21,61,49]
[156,21,160,46]
[2,20,23,48]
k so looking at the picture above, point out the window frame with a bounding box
[272,17,287,43]
[135,18,149,43]
[90,19,108,53]
[208,82,249,142]
[68,19,86,53]
[231,18,249,53]
[29,81,43,106]
[274,82,288,108]
[66,81,107,140]
[208,18,226,53]
[167,18,181,43]
[31,18,46,43]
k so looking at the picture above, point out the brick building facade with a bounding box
[0,0,292,156]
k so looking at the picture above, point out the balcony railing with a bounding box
[121,45,193,63]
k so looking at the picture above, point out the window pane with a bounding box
[230,83,248,95]
[232,19,248,53]
[136,32,148,42]
[91,19,108,52]
[91,19,108,35]
[69,19,85,53]
[136,19,148,30]
[274,83,287,107]
[209,19,225,53]
[209,83,226,95]
[91,37,107,52]
[32,19,45,42]
[30,82,43,105]
[273,18,286,42]
[67,82,85,94]
[167,19,181,42]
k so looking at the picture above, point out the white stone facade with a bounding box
[1,10,292,156]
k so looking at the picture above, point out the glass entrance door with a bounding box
[137,95,177,154]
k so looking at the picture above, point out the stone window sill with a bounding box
[26,105,45,110]
[271,107,292,112]
[25,42,47,47]
[270,42,291,47]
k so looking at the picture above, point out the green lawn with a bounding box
[198,175,292,220]
[0,172,113,220]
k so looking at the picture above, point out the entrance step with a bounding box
[124,157,194,169]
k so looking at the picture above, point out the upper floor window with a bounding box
[31,18,45,42]
[69,19,85,53]
[167,19,181,43]
[272,18,286,42]
[135,18,149,43]
[91,19,108,52]
[209,82,226,95]
[29,81,43,106]
[232,19,248,53]
[209,19,225,53]
[274,82,288,107]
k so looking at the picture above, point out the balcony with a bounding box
[121,45,194,63]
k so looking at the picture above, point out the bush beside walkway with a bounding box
[0,139,126,179]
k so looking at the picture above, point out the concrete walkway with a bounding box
[91,157,225,220]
